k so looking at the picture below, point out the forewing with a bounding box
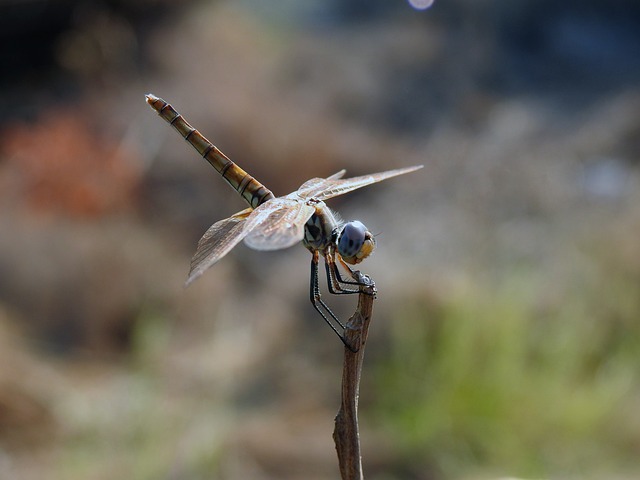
[295,169,347,199]
[312,165,423,201]
[243,198,316,251]
[186,208,253,286]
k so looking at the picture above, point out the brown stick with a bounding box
[333,271,376,480]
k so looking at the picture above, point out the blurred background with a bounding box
[1,0,640,478]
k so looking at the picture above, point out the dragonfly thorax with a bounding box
[303,205,340,253]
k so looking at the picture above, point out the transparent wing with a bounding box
[295,170,346,199]
[326,169,347,180]
[243,197,316,251]
[186,208,254,286]
[297,166,422,201]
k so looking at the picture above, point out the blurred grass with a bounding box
[372,258,640,479]
[48,307,228,480]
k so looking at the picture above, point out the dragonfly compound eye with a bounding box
[338,221,376,265]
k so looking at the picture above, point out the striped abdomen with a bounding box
[146,94,275,209]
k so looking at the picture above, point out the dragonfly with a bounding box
[146,93,422,348]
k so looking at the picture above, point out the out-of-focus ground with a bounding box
[1,0,640,479]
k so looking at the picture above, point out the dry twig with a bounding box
[333,271,376,480]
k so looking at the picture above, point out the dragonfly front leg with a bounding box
[324,252,375,296]
[310,250,356,350]
[324,252,360,295]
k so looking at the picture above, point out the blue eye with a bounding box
[338,221,367,258]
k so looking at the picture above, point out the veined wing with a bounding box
[295,169,346,197]
[297,165,423,201]
[186,208,253,286]
[186,198,313,285]
[243,197,316,251]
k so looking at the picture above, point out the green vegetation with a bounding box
[373,263,640,479]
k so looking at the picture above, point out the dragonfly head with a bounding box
[337,221,376,265]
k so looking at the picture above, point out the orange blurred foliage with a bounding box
[0,108,141,218]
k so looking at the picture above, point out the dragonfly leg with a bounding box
[325,254,376,297]
[310,251,357,351]
[324,253,360,295]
